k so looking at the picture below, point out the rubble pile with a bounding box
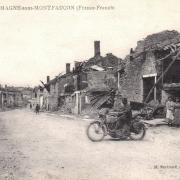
[58,103,73,114]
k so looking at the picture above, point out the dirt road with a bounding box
[0,109,180,180]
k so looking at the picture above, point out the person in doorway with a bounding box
[35,104,40,114]
[30,103,32,109]
[166,97,175,125]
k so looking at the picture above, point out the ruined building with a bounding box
[33,30,180,113]
[119,30,180,105]
[71,41,121,114]
[34,41,122,114]
[0,86,33,109]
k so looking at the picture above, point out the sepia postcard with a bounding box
[0,0,180,180]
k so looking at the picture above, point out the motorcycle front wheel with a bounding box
[129,123,146,140]
[87,121,105,142]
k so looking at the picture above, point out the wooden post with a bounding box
[0,92,1,108]
[154,75,157,102]
[118,71,120,90]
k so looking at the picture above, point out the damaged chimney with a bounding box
[94,41,101,57]
[66,63,70,74]
[47,76,50,83]
[130,48,134,61]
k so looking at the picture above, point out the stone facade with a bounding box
[120,51,157,103]
[48,79,59,111]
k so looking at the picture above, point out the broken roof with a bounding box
[135,30,180,53]
[90,65,104,71]
[83,53,122,70]
[163,83,180,90]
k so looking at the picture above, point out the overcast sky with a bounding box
[0,0,180,87]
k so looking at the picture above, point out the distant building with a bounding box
[0,85,33,109]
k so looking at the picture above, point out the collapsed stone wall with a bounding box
[58,74,74,95]
[135,30,180,53]
[58,95,74,113]
[87,71,117,90]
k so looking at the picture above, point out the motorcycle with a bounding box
[87,111,146,142]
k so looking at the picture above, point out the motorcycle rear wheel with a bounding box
[87,121,105,142]
[129,123,146,140]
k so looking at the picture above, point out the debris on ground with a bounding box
[142,118,168,126]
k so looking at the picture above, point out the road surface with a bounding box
[0,109,180,180]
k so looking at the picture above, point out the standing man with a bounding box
[35,104,40,114]
[166,97,175,125]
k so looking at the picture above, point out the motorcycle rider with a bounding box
[112,91,132,136]
[121,98,132,135]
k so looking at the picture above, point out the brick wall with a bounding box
[120,51,157,103]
